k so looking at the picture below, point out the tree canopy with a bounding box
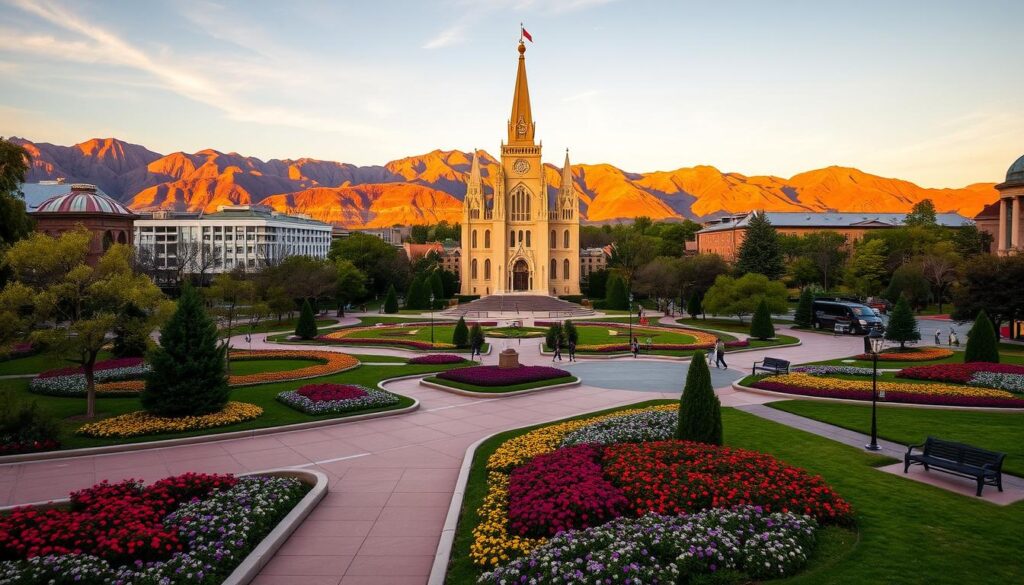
[735,213,784,279]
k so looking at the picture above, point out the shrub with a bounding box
[545,322,564,350]
[0,394,60,455]
[470,324,485,349]
[604,273,629,310]
[686,290,702,318]
[112,302,150,358]
[749,299,775,340]
[140,285,229,417]
[295,299,318,340]
[885,297,920,349]
[965,310,999,363]
[676,351,722,445]
[794,288,813,327]
[383,284,399,314]
[563,320,578,344]
[452,316,469,348]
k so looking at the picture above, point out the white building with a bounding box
[134,205,332,283]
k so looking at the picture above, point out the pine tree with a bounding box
[605,273,629,311]
[563,320,578,344]
[428,271,445,303]
[794,288,814,328]
[295,299,318,340]
[545,323,564,350]
[749,299,775,340]
[676,351,722,445]
[141,285,229,417]
[383,284,399,314]
[470,324,485,350]
[687,291,702,319]
[884,297,920,349]
[452,316,469,348]
[735,212,784,279]
[965,310,999,363]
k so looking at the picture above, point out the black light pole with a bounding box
[628,292,634,340]
[430,294,435,345]
[865,328,884,451]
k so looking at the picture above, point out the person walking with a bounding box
[645,336,653,351]
[948,327,955,346]
[935,329,942,345]
[470,337,481,361]
[707,340,718,368]
[952,331,960,347]
[568,339,576,362]
[552,338,562,362]
[714,337,728,369]
[631,336,639,358]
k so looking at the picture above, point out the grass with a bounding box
[487,327,547,338]
[223,317,336,336]
[677,317,762,334]
[0,351,114,376]
[767,400,1024,477]
[0,361,462,451]
[423,375,577,394]
[445,402,1024,584]
[346,354,408,364]
[227,358,323,376]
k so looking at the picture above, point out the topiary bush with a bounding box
[885,297,920,349]
[383,284,399,314]
[794,288,813,328]
[295,299,318,340]
[545,323,565,350]
[965,310,999,363]
[749,299,775,340]
[563,320,578,344]
[452,316,470,349]
[676,351,722,445]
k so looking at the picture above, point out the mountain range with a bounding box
[13,137,998,228]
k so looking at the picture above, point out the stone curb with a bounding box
[418,377,581,397]
[537,339,802,360]
[428,434,486,585]
[731,380,1024,413]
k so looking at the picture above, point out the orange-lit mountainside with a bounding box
[14,137,998,228]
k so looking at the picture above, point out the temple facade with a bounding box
[460,41,580,297]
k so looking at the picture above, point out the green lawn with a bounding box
[0,361,462,451]
[768,400,1024,477]
[346,354,408,364]
[228,358,323,376]
[423,375,577,394]
[446,402,1024,584]
[677,317,762,334]
[0,351,114,376]
[223,317,337,336]
[486,327,547,338]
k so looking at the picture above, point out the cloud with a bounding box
[423,23,467,49]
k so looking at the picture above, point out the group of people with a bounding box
[550,337,577,362]
[935,327,960,347]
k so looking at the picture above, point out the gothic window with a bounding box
[526,230,531,248]
[511,186,531,221]
[518,230,524,245]
[484,229,491,248]
[550,229,556,249]
[550,258,557,280]
[563,259,570,281]
[563,229,570,249]
[472,259,478,279]
[484,259,491,279]
[472,230,478,248]
[510,230,515,245]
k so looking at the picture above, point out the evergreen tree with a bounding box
[428,270,445,302]
[884,297,920,349]
[735,213,784,279]
[965,310,999,363]
[794,288,814,328]
[295,299,318,339]
[452,316,469,348]
[563,320,578,344]
[470,324,485,350]
[383,284,399,314]
[687,291,702,319]
[676,351,723,445]
[604,273,630,310]
[545,323,565,350]
[141,285,229,417]
[749,299,775,340]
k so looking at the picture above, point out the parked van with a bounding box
[812,300,885,334]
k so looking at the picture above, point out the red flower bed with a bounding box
[897,362,1024,384]
[752,378,1024,408]
[508,444,628,537]
[409,354,466,365]
[315,336,439,350]
[603,440,854,525]
[295,383,368,403]
[0,472,236,562]
[437,365,571,387]
[0,438,59,456]
[37,357,145,379]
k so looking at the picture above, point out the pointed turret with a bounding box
[464,149,483,219]
[468,149,482,191]
[558,149,577,219]
[507,42,535,145]
[560,149,573,193]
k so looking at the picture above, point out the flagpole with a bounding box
[519,22,523,42]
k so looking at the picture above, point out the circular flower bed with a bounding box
[30,358,151,397]
[0,472,307,584]
[854,347,954,361]
[437,365,571,387]
[77,401,263,438]
[897,363,1024,393]
[276,383,400,415]
[318,323,458,350]
[752,372,1024,408]
[408,353,466,365]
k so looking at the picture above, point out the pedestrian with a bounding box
[935,329,941,345]
[715,337,728,369]
[568,339,576,362]
[948,327,955,346]
[631,336,639,358]
[470,338,481,360]
[707,341,717,368]
[552,338,562,362]
[645,336,653,351]
[952,331,960,347]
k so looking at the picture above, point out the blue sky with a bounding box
[0,0,1021,187]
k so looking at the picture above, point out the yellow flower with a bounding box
[765,373,1016,400]
[77,401,263,438]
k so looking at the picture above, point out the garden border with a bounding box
[418,376,581,397]
[268,338,495,355]
[537,338,802,360]
[732,380,1024,413]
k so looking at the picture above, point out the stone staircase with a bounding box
[441,295,594,318]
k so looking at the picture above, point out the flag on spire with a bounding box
[521,25,533,42]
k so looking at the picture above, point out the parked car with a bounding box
[866,297,893,314]
[812,300,885,334]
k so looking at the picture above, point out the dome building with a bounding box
[30,183,136,265]
[993,154,1024,255]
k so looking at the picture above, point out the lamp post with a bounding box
[865,328,885,451]
[628,292,634,341]
[430,293,436,345]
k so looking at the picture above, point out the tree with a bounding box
[545,323,564,350]
[676,351,722,445]
[964,310,999,363]
[885,263,930,310]
[632,216,653,235]
[333,259,367,317]
[655,221,701,257]
[885,297,920,349]
[2,230,165,418]
[563,320,578,344]
[802,231,847,290]
[604,273,630,310]
[141,285,229,417]
[702,273,788,323]
[438,269,459,299]
[452,316,469,348]
[405,276,430,310]
[207,268,256,366]
[295,299,318,340]
[749,299,775,340]
[633,257,679,306]
[677,254,729,304]
[735,213,784,279]
[794,288,814,328]
[470,324,485,350]
[952,254,1024,338]
[409,224,430,244]
[786,257,819,291]
[918,241,961,313]
[383,284,399,314]
[329,233,410,295]
[112,302,151,358]
[608,231,659,282]
[687,291,702,319]
[844,238,888,298]
[905,199,938,227]
[0,138,33,248]
[428,270,445,302]
[586,269,609,299]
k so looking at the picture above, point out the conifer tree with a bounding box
[383,284,399,314]
[563,320,578,344]
[965,310,999,363]
[452,316,470,348]
[749,299,775,340]
[676,351,723,445]
[794,288,814,328]
[428,271,445,302]
[295,299,318,340]
[605,273,629,311]
[687,291,702,319]
[470,324,485,350]
[545,323,565,350]
[884,296,920,349]
[735,213,784,279]
[141,285,228,417]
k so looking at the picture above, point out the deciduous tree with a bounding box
[702,273,788,323]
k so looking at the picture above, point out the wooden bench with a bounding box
[752,357,790,375]
[904,437,1005,496]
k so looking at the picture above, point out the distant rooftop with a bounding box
[697,211,973,233]
[137,204,330,227]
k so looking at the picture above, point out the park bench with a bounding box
[904,437,1005,496]
[752,357,790,375]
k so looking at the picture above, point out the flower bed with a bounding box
[480,506,818,584]
[793,365,876,376]
[437,365,570,387]
[30,358,151,397]
[318,324,456,350]
[0,472,308,584]
[77,401,263,438]
[560,409,678,446]
[897,362,1024,388]
[408,353,466,365]
[855,347,954,362]
[276,383,400,415]
[752,372,1024,408]
[0,437,59,456]
[36,357,147,379]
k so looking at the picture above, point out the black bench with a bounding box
[904,437,1005,496]
[752,357,790,375]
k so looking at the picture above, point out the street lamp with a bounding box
[430,293,436,345]
[628,292,634,341]
[865,328,885,451]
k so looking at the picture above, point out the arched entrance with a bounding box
[511,259,530,291]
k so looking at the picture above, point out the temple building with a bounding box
[460,41,580,297]
[30,183,136,266]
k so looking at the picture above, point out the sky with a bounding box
[0,0,1021,188]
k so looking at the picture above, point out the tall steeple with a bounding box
[464,149,483,218]
[507,41,535,145]
[559,149,576,218]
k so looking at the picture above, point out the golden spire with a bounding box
[507,41,535,145]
